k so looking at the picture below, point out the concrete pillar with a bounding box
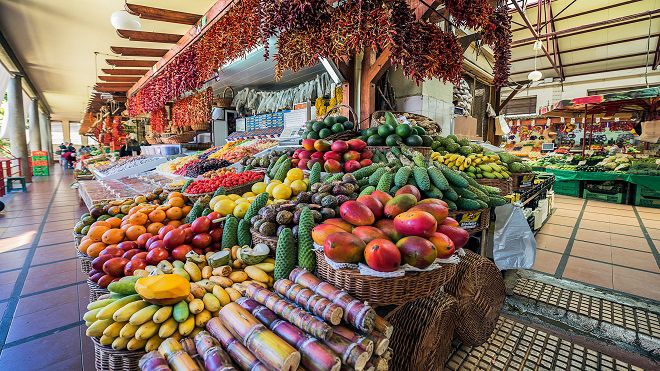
[39,111,51,162]
[81,135,89,146]
[6,75,31,182]
[29,98,42,151]
[62,119,71,144]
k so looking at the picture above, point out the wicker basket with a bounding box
[73,232,84,248]
[145,134,161,145]
[476,177,513,196]
[77,250,93,275]
[182,191,213,204]
[92,337,146,371]
[214,87,235,108]
[190,121,210,131]
[320,104,360,141]
[88,279,110,302]
[385,289,457,370]
[511,172,536,190]
[448,208,490,234]
[371,111,441,135]
[225,179,262,197]
[160,131,196,144]
[250,228,278,255]
[443,250,505,346]
[314,250,457,307]
[367,146,432,157]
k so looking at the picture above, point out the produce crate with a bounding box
[511,172,536,190]
[552,180,580,197]
[448,208,490,234]
[634,193,660,208]
[582,189,625,204]
[637,185,660,199]
[475,177,512,196]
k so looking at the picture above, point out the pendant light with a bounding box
[110,10,141,31]
[527,40,543,82]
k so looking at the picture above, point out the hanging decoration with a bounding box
[149,107,168,133]
[481,3,512,88]
[442,0,492,29]
[171,88,213,128]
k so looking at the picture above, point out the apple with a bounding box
[158,225,175,239]
[146,248,169,265]
[122,249,142,260]
[343,150,361,162]
[302,139,316,151]
[117,241,138,252]
[136,233,153,248]
[359,159,373,167]
[324,159,342,173]
[192,233,212,248]
[148,240,167,252]
[124,259,147,276]
[298,150,312,160]
[164,229,186,249]
[331,140,349,153]
[344,160,362,173]
[146,235,161,250]
[103,257,129,277]
[92,255,114,271]
[209,228,223,243]
[172,245,193,261]
[131,252,148,261]
[99,247,123,258]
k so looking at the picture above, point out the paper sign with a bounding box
[280,109,308,139]
[454,211,482,230]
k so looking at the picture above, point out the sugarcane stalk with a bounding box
[245,283,333,341]
[321,333,371,370]
[167,351,202,371]
[331,326,374,356]
[237,298,341,371]
[139,351,172,371]
[219,302,301,371]
[371,317,392,339]
[274,279,344,326]
[195,331,237,371]
[180,338,197,355]
[207,317,269,371]
[364,356,388,371]
[289,269,375,333]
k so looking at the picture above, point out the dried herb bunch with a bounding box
[481,3,512,87]
[443,0,492,29]
[149,107,168,133]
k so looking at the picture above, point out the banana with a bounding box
[455,156,464,166]
[112,336,130,350]
[127,337,148,351]
[96,294,141,320]
[103,322,125,338]
[135,321,160,341]
[212,286,231,306]
[119,323,140,338]
[145,335,164,352]
[464,158,472,166]
[113,300,150,322]
[99,335,116,346]
[159,317,178,338]
[87,298,115,311]
[152,306,173,324]
[130,305,161,326]
[83,308,101,322]
[86,319,114,337]
[490,163,501,172]
[178,315,195,336]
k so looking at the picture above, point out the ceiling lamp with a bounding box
[528,40,543,82]
[111,10,141,31]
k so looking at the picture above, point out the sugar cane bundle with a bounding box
[194,331,237,371]
[332,325,386,356]
[246,283,334,341]
[237,297,342,371]
[372,316,393,339]
[139,351,173,371]
[289,269,376,333]
[219,302,301,371]
[273,279,344,325]
[206,317,269,371]
[321,333,371,370]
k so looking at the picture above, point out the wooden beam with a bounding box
[116,29,182,44]
[110,46,169,57]
[653,37,660,70]
[96,83,135,89]
[498,85,524,112]
[95,87,130,93]
[126,3,201,25]
[98,76,141,82]
[106,59,157,68]
[102,68,149,75]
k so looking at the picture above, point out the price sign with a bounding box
[517,173,536,188]
[454,211,482,230]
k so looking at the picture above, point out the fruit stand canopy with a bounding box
[541,87,660,117]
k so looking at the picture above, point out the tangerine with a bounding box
[146,222,164,235]
[101,228,125,244]
[129,212,149,225]
[106,217,122,228]
[167,220,182,228]
[148,209,166,223]
[126,225,146,240]
[86,242,107,258]
[166,207,183,220]
[168,197,185,208]
[88,226,110,242]
[182,205,192,216]
[168,192,183,199]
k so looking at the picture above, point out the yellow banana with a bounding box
[119,323,140,338]
[145,335,164,352]
[112,336,130,350]
[130,305,161,326]
[99,335,115,346]
[152,306,172,324]
[127,337,148,351]
[113,300,150,322]
[86,319,114,338]
[135,321,160,341]
[103,322,125,338]
[159,317,178,338]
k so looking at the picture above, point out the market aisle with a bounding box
[0,167,95,370]
[533,194,660,301]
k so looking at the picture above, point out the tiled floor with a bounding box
[533,194,660,301]
[0,167,94,370]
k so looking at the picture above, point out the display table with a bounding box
[545,169,659,190]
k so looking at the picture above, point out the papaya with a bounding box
[135,274,191,305]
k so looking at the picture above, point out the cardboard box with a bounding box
[454,116,481,140]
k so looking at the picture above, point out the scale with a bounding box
[541,143,555,153]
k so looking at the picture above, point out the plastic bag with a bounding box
[493,204,536,270]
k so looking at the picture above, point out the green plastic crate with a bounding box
[637,185,660,199]
[582,189,624,204]
[634,193,660,208]
[552,180,580,197]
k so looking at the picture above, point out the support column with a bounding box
[62,119,71,144]
[6,75,31,182]
[29,98,42,151]
[39,111,51,162]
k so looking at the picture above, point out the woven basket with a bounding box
[476,177,513,196]
[88,279,110,302]
[145,134,161,145]
[443,250,505,346]
[321,104,360,141]
[250,228,278,255]
[448,208,490,234]
[225,179,261,196]
[367,146,432,157]
[511,172,536,190]
[314,250,457,307]
[77,250,92,276]
[371,111,441,135]
[214,87,235,108]
[182,191,213,204]
[190,121,210,131]
[73,232,84,248]
[161,131,196,144]
[92,337,146,371]
[385,289,457,370]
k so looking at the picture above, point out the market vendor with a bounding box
[62,150,76,169]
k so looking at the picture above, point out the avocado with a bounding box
[413,126,427,136]
[367,135,385,146]
[307,131,319,139]
[385,134,402,146]
[395,124,412,138]
[312,121,325,132]
[319,128,332,138]
[323,116,336,126]
[342,121,354,130]
[366,127,379,137]
[335,115,348,123]
[405,135,423,146]
[377,124,395,137]
[306,121,314,131]
[447,134,459,142]
[331,123,345,133]
[421,135,433,147]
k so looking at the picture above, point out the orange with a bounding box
[120,223,132,233]
[126,225,147,241]
[106,217,122,229]
[165,207,183,220]
[182,205,192,216]
[167,220,182,228]
[146,222,164,235]
[128,206,140,215]
[168,191,183,199]
[79,239,95,254]
[129,212,148,226]
[88,226,110,242]
[148,209,166,223]
[87,242,107,258]
[91,221,111,229]
[102,228,125,245]
[168,197,185,208]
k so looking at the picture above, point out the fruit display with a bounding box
[315,192,466,272]
[89,156,166,177]
[293,138,371,173]
[207,139,278,162]
[302,115,355,140]
[183,159,233,178]
[373,111,441,135]
[199,167,236,179]
[432,152,511,179]
[497,151,533,173]
[157,154,199,175]
[358,112,432,147]
[183,171,264,194]
[597,155,631,172]
[239,148,294,169]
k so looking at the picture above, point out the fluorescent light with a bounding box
[319,57,342,84]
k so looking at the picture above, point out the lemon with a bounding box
[266,181,282,196]
[251,182,267,194]
[209,195,223,209]
[233,202,250,218]
[213,199,236,216]
[227,194,241,201]
[290,180,307,195]
[283,178,292,186]
[272,184,292,200]
[242,191,256,198]
[286,168,304,181]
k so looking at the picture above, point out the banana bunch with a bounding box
[431,152,511,179]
